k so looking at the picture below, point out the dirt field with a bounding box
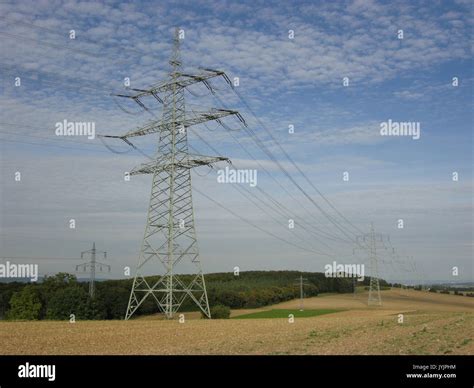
[1,289,473,355]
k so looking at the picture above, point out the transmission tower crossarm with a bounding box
[94,261,111,269]
[102,109,240,139]
[130,154,228,175]
[113,69,227,100]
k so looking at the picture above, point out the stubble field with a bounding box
[1,289,472,355]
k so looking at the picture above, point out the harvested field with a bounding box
[233,309,342,319]
[1,289,472,355]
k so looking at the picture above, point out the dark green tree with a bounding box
[7,285,42,320]
[96,286,129,319]
[46,286,90,320]
[208,304,230,319]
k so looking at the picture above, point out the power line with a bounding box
[193,186,329,256]
[134,140,338,258]
[210,87,367,247]
[0,123,151,156]
[0,123,112,147]
[230,86,366,236]
[0,137,116,153]
[0,256,83,261]
[188,129,348,256]
[195,120,355,246]
[0,62,120,94]
[228,179,335,256]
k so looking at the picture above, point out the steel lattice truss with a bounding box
[103,108,241,139]
[105,29,242,320]
[76,242,109,298]
[355,224,388,306]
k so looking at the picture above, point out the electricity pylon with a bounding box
[355,223,388,306]
[76,242,109,298]
[409,257,425,290]
[294,275,310,311]
[104,28,244,320]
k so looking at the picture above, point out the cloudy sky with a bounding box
[0,0,472,284]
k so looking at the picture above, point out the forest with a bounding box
[0,270,386,320]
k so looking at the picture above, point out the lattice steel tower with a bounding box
[104,28,244,320]
[355,223,388,306]
[367,223,382,306]
[76,242,109,298]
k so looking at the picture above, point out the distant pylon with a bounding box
[355,223,388,306]
[367,223,382,305]
[103,28,245,320]
[294,274,309,311]
[76,242,109,298]
[352,276,356,298]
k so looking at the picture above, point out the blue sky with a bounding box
[0,0,472,283]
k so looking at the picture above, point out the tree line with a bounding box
[0,270,386,320]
